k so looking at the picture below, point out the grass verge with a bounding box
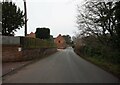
[75,50,120,79]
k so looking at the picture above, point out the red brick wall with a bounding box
[2,36,57,62]
[2,45,22,62]
[2,45,57,62]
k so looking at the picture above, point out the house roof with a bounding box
[54,34,66,42]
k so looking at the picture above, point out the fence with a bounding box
[2,36,56,48]
[2,36,20,45]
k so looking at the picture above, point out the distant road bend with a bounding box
[3,47,120,83]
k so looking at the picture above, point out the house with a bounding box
[54,34,67,49]
[27,32,35,38]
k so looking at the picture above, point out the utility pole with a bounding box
[23,0,27,36]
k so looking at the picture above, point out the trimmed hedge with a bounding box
[20,37,56,49]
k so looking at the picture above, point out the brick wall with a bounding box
[2,36,57,62]
[2,45,22,62]
[2,45,57,62]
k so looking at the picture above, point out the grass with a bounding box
[75,50,120,79]
[85,57,120,78]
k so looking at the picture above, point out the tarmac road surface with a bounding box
[3,47,120,83]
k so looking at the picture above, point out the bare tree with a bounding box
[76,0,119,46]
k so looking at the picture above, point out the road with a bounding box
[3,47,120,83]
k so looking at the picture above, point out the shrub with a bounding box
[20,37,56,49]
[35,27,50,39]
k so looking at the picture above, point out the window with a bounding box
[58,41,60,43]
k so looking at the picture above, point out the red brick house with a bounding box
[27,32,35,38]
[54,34,67,49]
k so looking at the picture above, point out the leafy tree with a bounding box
[2,1,25,36]
[62,35,72,45]
[35,27,50,39]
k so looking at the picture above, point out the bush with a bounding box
[75,40,120,64]
[20,37,56,49]
[35,28,50,39]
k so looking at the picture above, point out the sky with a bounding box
[12,0,84,37]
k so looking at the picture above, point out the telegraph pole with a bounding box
[23,0,27,36]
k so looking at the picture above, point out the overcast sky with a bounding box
[12,0,84,37]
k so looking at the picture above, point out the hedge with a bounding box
[20,37,56,49]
